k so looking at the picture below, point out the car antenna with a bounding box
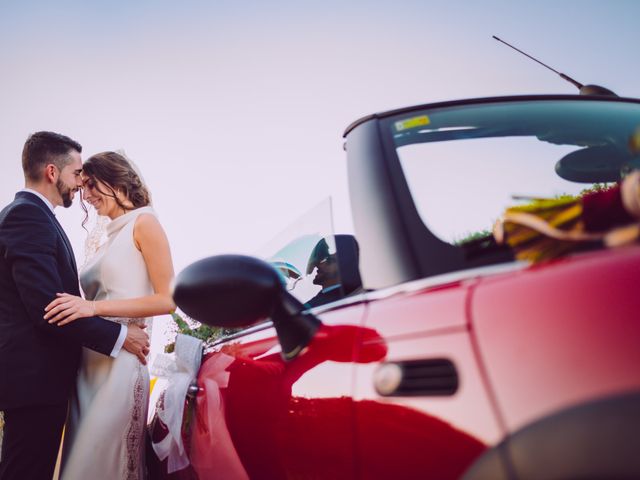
[492,35,616,96]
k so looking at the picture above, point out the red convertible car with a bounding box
[151,95,640,479]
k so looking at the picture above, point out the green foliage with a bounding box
[164,311,232,353]
[554,183,614,201]
[579,183,614,196]
[454,229,493,246]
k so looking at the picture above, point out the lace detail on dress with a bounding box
[82,214,109,269]
[107,316,146,326]
[124,362,145,480]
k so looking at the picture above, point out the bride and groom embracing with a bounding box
[0,131,176,480]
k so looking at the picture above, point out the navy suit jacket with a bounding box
[0,191,121,409]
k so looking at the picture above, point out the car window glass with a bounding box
[255,198,363,309]
[392,100,640,245]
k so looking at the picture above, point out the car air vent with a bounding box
[374,359,458,397]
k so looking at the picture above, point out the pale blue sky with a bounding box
[1,0,639,274]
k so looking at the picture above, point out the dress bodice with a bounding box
[80,206,155,325]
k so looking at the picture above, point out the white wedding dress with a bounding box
[61,207,156,480]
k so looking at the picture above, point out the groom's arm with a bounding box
[3,203,123,355]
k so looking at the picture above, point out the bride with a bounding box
[43,151,175,480]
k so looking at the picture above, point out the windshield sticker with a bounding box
[395,115,430,132]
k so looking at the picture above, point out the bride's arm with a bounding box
[96,213,176,318]
[44,214,176,325]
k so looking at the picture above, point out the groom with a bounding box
[0,131,150,479]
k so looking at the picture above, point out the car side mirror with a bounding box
[172,254,320,360]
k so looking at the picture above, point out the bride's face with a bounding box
[82,175,122,219]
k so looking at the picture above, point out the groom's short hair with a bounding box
[22,131,83,181]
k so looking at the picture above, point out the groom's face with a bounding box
[55,150,83,208]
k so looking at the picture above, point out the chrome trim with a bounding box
[361,261,527,302]
[187,383,203,398]
[306,293,369,315]
[374,363,403,396]
[206,321,274,349]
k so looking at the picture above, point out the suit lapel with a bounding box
[51,215,78,275]
[15,191,78,275]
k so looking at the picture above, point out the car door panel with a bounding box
[352,283,502,479]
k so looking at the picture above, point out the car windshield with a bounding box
[388,99,640,245]
[255,198,362,309]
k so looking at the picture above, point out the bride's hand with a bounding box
[44,293,96,326]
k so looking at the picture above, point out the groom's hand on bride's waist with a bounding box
[123,324,151,364]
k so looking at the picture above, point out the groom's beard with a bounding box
[56,179,74,208]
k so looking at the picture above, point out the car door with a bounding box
[351,279,503,479]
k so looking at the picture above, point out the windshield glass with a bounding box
[390,99,640,245]
[255,198,363,309]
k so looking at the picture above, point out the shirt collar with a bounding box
[21,188,56,214]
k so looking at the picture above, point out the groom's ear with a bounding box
[43,163,58,184]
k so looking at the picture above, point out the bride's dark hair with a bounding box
[81,151,151,227]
